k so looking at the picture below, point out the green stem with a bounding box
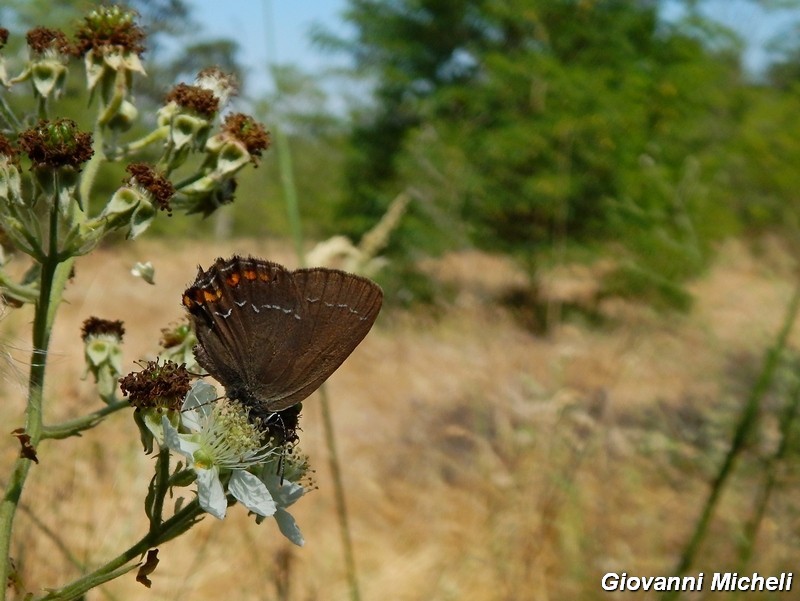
[0,197,66,601]
[108,126,169,160]
[36,94,47,121]
[662,283,800,601]
[79,117,107,211]
[319,387,361,601]
[172,172,204,191]
[150,448,170,527]
[41,400,129,440]
[35,500,203,601]
[274,125,304,262]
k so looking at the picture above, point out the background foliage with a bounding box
[311,0,800,311]
[4,0,800,307]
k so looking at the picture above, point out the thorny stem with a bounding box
[35,499,204,601]
[41,400,129,440]
[150,448,170,528]
[0,190,67,601]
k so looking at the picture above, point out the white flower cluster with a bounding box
[157,381,306,546]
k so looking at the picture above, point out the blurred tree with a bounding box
[234,64,349,240]
[317,0,756,311]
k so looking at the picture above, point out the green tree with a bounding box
[320,0,749,310]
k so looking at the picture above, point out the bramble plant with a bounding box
[0,7,311,600]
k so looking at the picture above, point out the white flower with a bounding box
[260,471,306,546]
[163,381,277,519]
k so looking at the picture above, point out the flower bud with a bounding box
[98,163,173,239]
[11,28,72,100]
[81,317,125,400]
[106,99,138,132]
[73,6,146,100]
[0,138,22,205]
[159,321,198,370]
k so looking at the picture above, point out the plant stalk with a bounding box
[36,500,203,601]
[662,283,800,600]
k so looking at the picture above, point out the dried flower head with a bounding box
[0,135,19,166]
[81,316,125,342]
[73,5,146,57]
[74,5,146,96]
[221,113,271,164]
[25,27,73,56]
[18,119,93,169]
[125,163,174,215]
[13,28,73,98]
[195,68,239,107]
[120,359,191,412]
[164,83,219,119]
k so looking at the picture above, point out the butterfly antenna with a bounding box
[180,392,224,414]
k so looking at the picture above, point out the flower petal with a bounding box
[196,466,227,519]
[144,411,166,445]
[181,381,217,430]
[162,416,200,460]
[229,470,276,517]
[275,508,304,546]
[262,473,305,509]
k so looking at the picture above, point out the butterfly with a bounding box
[182,255,383,423]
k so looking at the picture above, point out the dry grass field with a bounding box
[1,237,799,600]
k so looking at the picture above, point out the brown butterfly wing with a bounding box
[248,267,383,411]
[184,257,382,413]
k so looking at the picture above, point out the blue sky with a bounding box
[189,0,795,104]
[190,0,350,99]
